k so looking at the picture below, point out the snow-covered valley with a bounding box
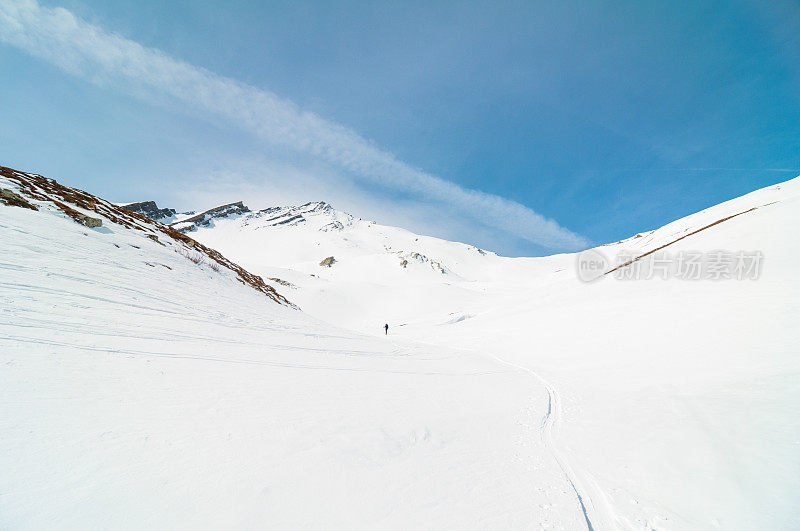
[2,165,799,529]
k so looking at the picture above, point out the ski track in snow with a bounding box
[485,351,621,531]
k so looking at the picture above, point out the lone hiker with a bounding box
[384,323,389,335]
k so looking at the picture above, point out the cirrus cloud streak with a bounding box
[0,0,588,250]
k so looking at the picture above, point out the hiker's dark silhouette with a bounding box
[384,323,389,335]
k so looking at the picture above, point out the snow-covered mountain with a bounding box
[165,199,492,276]
[4,163,800,529]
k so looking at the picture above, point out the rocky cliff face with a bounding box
[120,201,177,222]
[168,200,354,235]
[245,201,354,231]
[170,202,251,232]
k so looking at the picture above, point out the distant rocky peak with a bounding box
[248,200,355,231]
[121,201,177,222]
[170,201,251,233]
[299,200,332,212]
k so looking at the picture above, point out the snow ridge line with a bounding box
[485,352,619,530]
[604,205,765,276]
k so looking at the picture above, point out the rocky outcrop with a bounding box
[74,212,102,227]
[269,277,297,288]
[320,221,344,232]
[0,188,38,210]
[171,202,251,233]
[121,201,177,221]
[49,200,103,227]
[398,251,448,274]
[248,201,354,231]
[319,256,336,267]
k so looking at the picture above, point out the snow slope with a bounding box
[183,178,800,529]
[169,199,529,333]
[408,179,800,529]
[2,167,595,528]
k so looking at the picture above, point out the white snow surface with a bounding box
[3,174,800,529]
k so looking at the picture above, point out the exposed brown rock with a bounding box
[52,200,102,227]
[0,188,38,210]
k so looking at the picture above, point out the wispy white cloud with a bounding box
[0,0,588,250]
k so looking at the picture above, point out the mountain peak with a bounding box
[120,201,177,222]
[171,201,251,232]
[248,200,355,231]
[119,197,356,234]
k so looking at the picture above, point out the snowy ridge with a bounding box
[167,200,356,234]
[599,180,791,263]
[181,198,493,284]
[128,195,492,283]
[245,201,355,232]
[0,166,292,306]
[171,201,251,232]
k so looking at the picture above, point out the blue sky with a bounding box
[1,0,798,255]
